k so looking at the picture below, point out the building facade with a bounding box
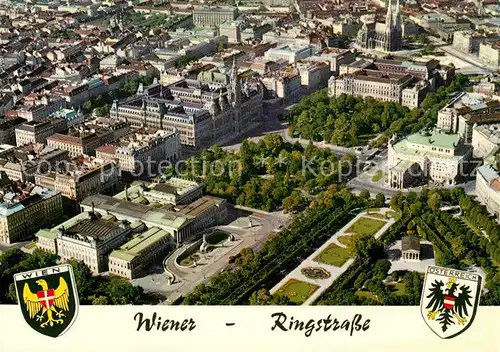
[0,186,63,244]
[356,0,403,52]
[36,211,131,273]
[387,130,472,189]
[193,6,238,27]
[329,70,415,105]
[110,63,263,149]
[35,159,121,201]
[108,226,172,279]
[96,129,180,175]
[479,42,500,67]
[15,120,55,146]
[476,164,500,219]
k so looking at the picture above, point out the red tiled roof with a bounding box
[96,145,116,154]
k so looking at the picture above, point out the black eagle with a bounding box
[425,279,473,332]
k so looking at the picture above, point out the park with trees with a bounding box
[181,183,500,306]
[173,134,357,212]
[288,75,470,148]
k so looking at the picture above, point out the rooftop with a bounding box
[392,130,468,160]
[109,227,171,262]
[402,235,420,251]
[0,184,58,217]
[81,194,191,231]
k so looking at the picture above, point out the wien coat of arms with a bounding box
[420,265,482,339]
[14,264,79,338]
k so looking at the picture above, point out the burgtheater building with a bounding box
[387,129,472,189]
[110,61,263,148]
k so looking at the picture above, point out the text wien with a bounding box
[134,312,196,332]
[271,313,370,337]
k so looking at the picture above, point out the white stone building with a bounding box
[387,129,472,189]
[472,124,500,158]
[476,164,500,219]
[36,211,131,273]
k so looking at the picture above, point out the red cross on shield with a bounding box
[36,289,56,309]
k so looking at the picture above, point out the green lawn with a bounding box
[355,290,379,302]
[275,279,319,304]
[372,170,385,182]
[314,243,350,267]
[346,217,387,235]
[179,254,200,266]
[337,235,353,247]
[384,282,406,296]
[365,212,388,220]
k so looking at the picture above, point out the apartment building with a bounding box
[14,119,66,146]
[0,146,69,183]
[0,184,63,244]
[35,157,120,201]
[96,129,180,175]
[46,126,114,157]
[479,42,500,67]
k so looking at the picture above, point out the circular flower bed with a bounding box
[301,267,331,280]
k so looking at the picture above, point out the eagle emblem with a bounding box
[421,265,482,339]
[14,264,79,338]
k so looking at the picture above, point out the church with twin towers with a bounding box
[356,0,403,52]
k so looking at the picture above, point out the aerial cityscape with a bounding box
[0,0,498,308]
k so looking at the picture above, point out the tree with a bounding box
[20,249,58,271]
[249,289,272,305]
[82,100,93,113]
[67,259,93,299]
[272,294,293,305]
[354,272,368,290]
[107,278,144,305]
[359,190,370,200]
[92,296,109,305]
[283,192,306,214]
[347,233,376,258]
[374,193,386,207]
[427,192,441,210]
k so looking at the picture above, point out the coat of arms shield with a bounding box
[420,265,482,339]
[14,264,79,338]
